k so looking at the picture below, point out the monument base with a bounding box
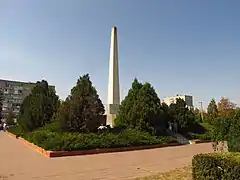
[106,114,116,127]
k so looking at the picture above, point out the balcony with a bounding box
[3,90,9,94]
[2,103,10,108]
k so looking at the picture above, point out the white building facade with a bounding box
[163,94,193,108]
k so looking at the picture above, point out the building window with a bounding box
[170,99,174,104]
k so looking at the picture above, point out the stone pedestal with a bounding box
[106,114,116,127]
[106,104,119,127]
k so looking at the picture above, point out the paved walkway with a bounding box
[0,131,213,180]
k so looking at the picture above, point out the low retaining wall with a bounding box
[7,131,17,138]
[18,137,51,157]
[48,143,183,158]
[190,139,212,144]
[7,131,184,158]
[7,131,50,157]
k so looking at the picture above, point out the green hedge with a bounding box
[188,132,212,140]
[8,124,177,151]
[192,153,240,180]
[182,123,213,141]
[23,129,176,151]
[7,125,24,137]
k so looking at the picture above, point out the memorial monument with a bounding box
[106,26,120,127]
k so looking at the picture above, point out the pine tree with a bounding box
[168,98,191,129]
[207,98,218,124]
[59,74,105,132]
[18,80,59,131]
[115,78,143,128]
[115,79,162,133]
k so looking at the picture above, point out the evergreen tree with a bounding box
[115,79,162,133]
[160,102,172,123]
[59,74,105,132]
[207,98,218,124]
[115,78,143,128]
[18,80,59,131]
[227,109,240,152]
[168,98,193,129]
[211,116,231,142]
[193,108,203,123]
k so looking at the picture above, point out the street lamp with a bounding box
[198,101,204,122]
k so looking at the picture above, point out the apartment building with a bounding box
[163,94,193,108]
[0,79,55,118]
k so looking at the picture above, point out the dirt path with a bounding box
[0,131,213,180]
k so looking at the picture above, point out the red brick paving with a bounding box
[0,131,213,180]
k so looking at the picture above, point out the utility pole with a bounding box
[198,101,204,122]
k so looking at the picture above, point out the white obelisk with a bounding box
[106,26,120,127]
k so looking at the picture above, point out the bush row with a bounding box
[192,153,240,180]
[7,125,24,137]
[188,132,212,140]
[21,128,176,151]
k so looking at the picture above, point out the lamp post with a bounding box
[198,101,204,122]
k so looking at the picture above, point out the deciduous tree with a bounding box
[217,97,236,117]
[227,109,240,152]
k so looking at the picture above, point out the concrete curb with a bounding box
[48,143,184,158]
[7,131,17,138]
[190,139,212,144]
[7,131,186,158]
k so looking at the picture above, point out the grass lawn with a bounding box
[135,166,192,180]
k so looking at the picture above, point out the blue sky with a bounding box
[1,0,240,109]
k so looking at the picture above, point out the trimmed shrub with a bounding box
[7,125,24,137]
[192,153,240,180]
[188,132,212,140]
[23,129,176,151]
[36,121,61,132]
